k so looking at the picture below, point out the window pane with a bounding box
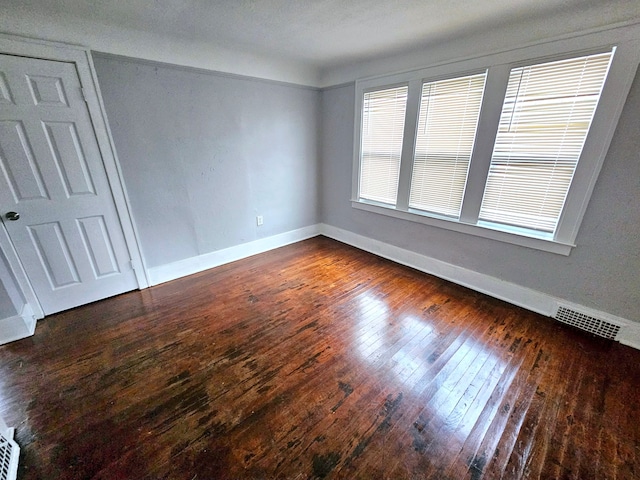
[479,51,614,233]
[409,73,486,217]
[359,86,408,205]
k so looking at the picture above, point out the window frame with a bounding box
[351,26,640,255]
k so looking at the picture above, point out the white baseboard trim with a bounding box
[617,321,640,350]
[0,303,36,346]
[320,224,556,316]
[141,221,639,351]
[319,223,640,351]
[147,224,322,286]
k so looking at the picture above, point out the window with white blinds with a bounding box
[359,86,408,205]
[353,31,637,253]
[479,51,614,233]
[409,73,486,217]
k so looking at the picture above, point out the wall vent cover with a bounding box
[0,428,19,480]
[555,305,621,340]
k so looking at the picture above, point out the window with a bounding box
[352,27,640,254]
[409,73,486,218]
[359,86,408,204]
[478,52,613,233]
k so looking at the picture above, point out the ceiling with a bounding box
[2,0,639,86]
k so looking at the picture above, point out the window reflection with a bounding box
[353,293,388,360]
[355,292,505,441]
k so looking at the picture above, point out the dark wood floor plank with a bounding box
[481,342,550,479]
[372,320,502,477]
[264,295,462,477]
[1,236,639,480]
[517,334,575,480]
[537,350,590,479]
[383,308,533,479]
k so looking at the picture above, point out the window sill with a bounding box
[351,200,574,255]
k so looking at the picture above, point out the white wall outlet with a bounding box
[256,215,264,226]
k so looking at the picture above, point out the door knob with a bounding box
[5,211,20,221]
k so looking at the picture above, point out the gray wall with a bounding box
[93,55,321,269]
[2,53,636,324]
[320,72,640,322]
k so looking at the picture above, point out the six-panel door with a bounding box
[0,53,138,315]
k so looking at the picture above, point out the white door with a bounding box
[0,53,138,315]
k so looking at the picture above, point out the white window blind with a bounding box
[409,73,486,217]
[359,86,408,205]
[479,50,614,233]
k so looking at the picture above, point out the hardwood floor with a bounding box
[1,236,639,479]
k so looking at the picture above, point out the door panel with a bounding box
[43,121,96,196]
[27,74,69,106]
[76,215,120,277]
[27,221,80,288]
[0,73,13,104]
[0,120,49,200]
[0,53,137,315]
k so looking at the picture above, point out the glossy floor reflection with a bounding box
[0,237,638,479]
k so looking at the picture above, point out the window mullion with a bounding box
[459,65,511,224]
[395,79,422,211]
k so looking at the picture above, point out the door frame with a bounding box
[0,33,149,319]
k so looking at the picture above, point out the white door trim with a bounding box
[0,33,148,319]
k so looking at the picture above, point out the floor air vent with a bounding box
[555,305,621,340]
[0,427,19,480]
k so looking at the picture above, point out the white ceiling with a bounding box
[2,0,639,86]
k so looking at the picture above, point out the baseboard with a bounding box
[147,225,322,286]
[0,303,36,346]
[617,321,640,350]
[319,223,640,351]
[142,221,639,351]
[319,224,557,316]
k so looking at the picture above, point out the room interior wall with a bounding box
[319,70,640,323]
[1,17,637,328]
[92,54,321,270]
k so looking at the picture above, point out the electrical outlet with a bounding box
[256,215,264,226]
